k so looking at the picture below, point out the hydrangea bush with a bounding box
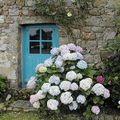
[27,43,110,118]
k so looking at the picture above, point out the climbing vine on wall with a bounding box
[35,0,93,37]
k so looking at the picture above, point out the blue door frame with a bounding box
[22,24,59,87]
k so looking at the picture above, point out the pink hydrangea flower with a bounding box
[91,106,100,115]
[96,76,105,84]
[30,94,39,104]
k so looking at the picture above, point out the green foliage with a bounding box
[35,0,94,37]
[0,75,7,96]
[102,20,120,107]
[9,88,35,100]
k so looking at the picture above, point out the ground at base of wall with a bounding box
[0,111,120,120]
[0,112,39,120]
[0,100,120,120]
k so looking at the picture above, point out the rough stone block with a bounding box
[25,0,35,6]
[103,28,117,41]
[9,6,19,16]
[0,15,4,23]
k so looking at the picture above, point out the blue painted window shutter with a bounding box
[22,24,59,87]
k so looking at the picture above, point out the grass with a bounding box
[0,112,39,120]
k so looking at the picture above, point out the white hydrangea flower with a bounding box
[80,78,93,91]
[55,59,63,68]
[60,92,73,105]
[70,82,79,91]
[61,49,70,56]
[41,83,51,93]
[35,63,44,72]
[59,45,70,56]
[44,58,53,67]
[66,71,77,81]
[27,76,37,89]
[50,47,59,55]
[118,101,120,105]
[77,73,83,79]
[63,53,78,61]
[76,95,86,104]
[59,45,69,51]
[47,99,59,110]
[33,101,40,109]
[48,75,60,85]
[67,43,76,51]
[92,83,105,96]
[68,101,78,111]
[76,52,84,60]
[48,86,61,96]
[36,90,46,99]
[77,60,88,69]
[103,88,110,99]
[60,81,71,91]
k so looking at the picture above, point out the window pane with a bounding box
[42,42,52,54]
[30,42,40,54]
[42,28,52,40]
[30,28,40,40]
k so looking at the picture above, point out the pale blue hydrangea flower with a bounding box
[44,58,53,67]
[50,47,59,55]
[48,75,60,85]
[77,60,87,69]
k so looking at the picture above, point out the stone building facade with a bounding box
[0,0,119,87]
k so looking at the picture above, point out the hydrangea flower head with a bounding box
[36,90,46,99]
[70,82,79,91]
[50,47,59,55]
[48,86,61,96]
[60,81,71,91]
[103,88,110,99]
[69,101,78,111]
[66,71,77,81]
[91,106,100,115]
[30,94,39,104]
[48,75,60,85]
[92,83,105,96]
[27,76,37,89]
[76,95,86,104]
[41,83,51,93]
[44,58,53,67]
[38,66,47,73]
[47,99,59,110]
[60,92,73,104]
[33,101,40,109]
[80,78,93,91]
[96,76,105,84]
[67,43,76,51]
[35,63,44,72]
[77,60,88,69]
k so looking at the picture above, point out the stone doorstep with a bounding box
[7,100,37,112]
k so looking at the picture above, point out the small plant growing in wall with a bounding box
[35,0,93,37]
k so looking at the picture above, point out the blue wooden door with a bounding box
[22,25,59,87]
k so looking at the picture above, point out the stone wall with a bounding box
[0,0,119,87]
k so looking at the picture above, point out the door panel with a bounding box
[22,25,59,87]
